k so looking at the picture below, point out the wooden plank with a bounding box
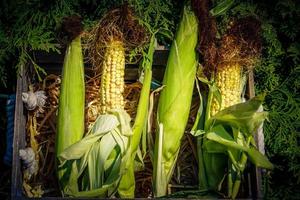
[247,70,264,199]
[34,50,168,82]
[11,67,28,200]
[34,49,169,66]
[36,64,165,82]
[124,65,165,82]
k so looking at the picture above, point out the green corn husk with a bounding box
[57,109,132,197]
[205,95,273,199]
[56,36,85,186]
[153,4,198,197]
[118,35,156,198]
[196,92,273,199]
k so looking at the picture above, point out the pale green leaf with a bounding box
[104,154,122,186]
[111,129,128,155]
[191,129,206,137]
[110,109,132,136]
[88,142,102,189]
[247,148,274,169]
[203,140,227,153]
[91,114,120,135]
[207,95,268,135]
[210,83,222,112]
[210,0,235,17]
[207,131,273,169]
[58,110,132,197]
[134,147,145,171]
[191,79,205,132]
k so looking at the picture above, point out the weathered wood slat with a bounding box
[12,66,28,199]
[34,50,168,81]
[248,70,264,199]
[34,49,169,66]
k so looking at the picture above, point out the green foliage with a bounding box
[0,0,177,86]
[1,0,72,82]
[213,0,259,35]
[128,0,181,43]
[261,67,300,199]
[253,0,300,199]
[276,0,300,41]
[0,0,124,86]
[0,24,9,87]
[255,23,283,93]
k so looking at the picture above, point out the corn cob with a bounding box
[56,36,85,191]
[99,39,125,114]
[153,4,198,197]
[211,62,242,116]
[56,36,85,156]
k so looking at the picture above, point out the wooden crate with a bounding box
[11,50,264,199]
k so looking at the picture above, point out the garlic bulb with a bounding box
[22,90,47,111]
[19,147,38,178]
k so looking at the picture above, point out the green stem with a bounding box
[130,35,155,156]
[227,150,240,171]
[228,162,233,197]
[118,35,155,198]
[204,87,213,131]
[200,74,215,190]
[154,123,165,197]
[239,136,252,171]
[197,137,208,190]
[196,87,208,190]
[204,69,215,131]
[231,136,252,199]
[232,178,241,200]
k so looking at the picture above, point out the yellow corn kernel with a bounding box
[211,62,242,116]
[99,39,125,114]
